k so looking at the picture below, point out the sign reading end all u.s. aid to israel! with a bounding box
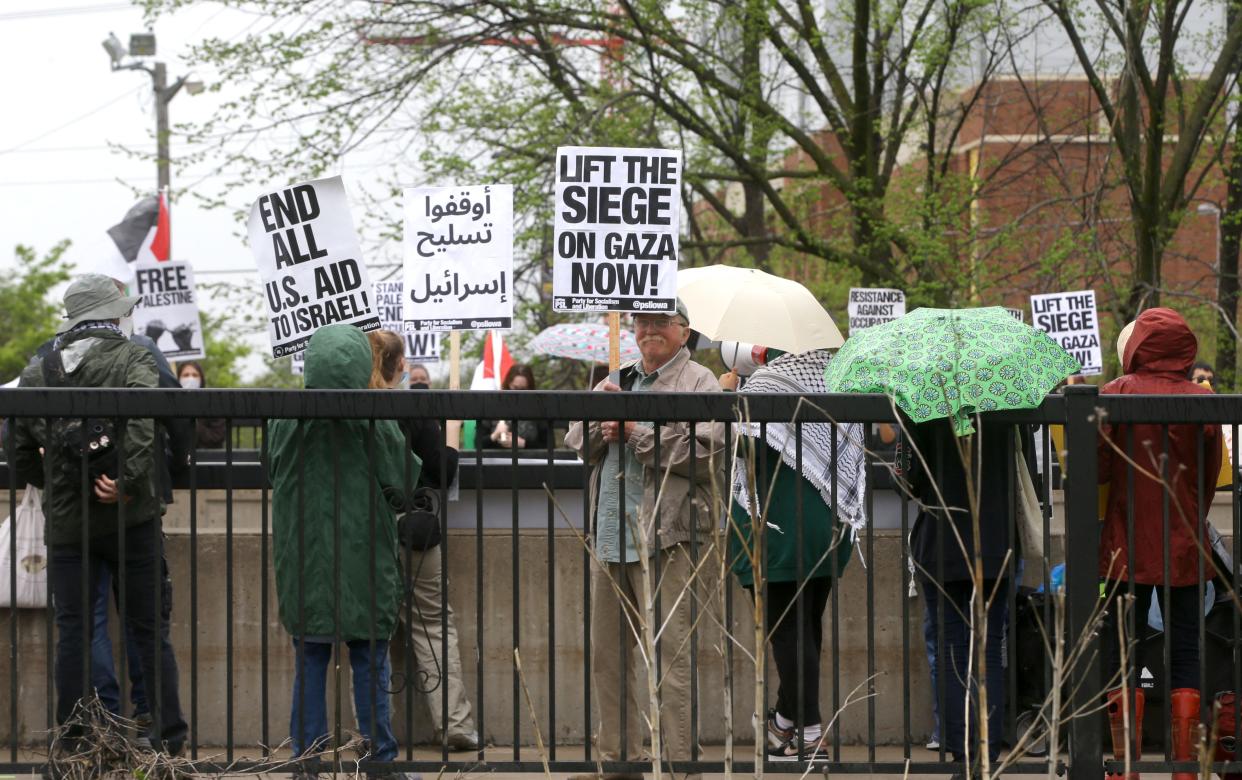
[247,175,380,358]
[1030,289,1102,375]
[552,146,681,313]
[403,184,514,332]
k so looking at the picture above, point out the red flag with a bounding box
[482,331,514,385]
[149,192,170,262]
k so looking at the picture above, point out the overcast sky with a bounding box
[0,1,419,377]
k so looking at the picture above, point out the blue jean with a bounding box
[290,639,397,762]
[922,579,1008,763]
[91,558,170,716]
[922,600,940,743]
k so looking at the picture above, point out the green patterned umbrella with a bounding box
[822,306,1081,435]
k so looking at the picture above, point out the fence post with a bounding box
[1063,384,1102,780]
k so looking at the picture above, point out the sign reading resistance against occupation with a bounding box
[374,280,440,362]
[847,288,906,332]
[1030,290,1102,374]
[552,146,681,312]
[403,184,514,332]
[248,175,380,357]
[131,260,205,361]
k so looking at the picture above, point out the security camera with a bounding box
[102,32,126,67]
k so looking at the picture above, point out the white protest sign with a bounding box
[552,146,681,313]
[1030,290,1102,375]
[291,351,304,376]
[131,260,205,360]
[847,288,906,332]
[374,280,441,363]
[403,185,513,331]
[1004,307,1026,323]
[248,175,380,358]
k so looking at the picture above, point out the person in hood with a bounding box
[1097,307,1221,780]
[267,324,421,779]
[10,274,188,755]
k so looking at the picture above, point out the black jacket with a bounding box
[402,418,459,490]
[905,416,1033,584]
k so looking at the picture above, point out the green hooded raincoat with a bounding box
[267,325,420,641]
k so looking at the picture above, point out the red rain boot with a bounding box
[1171,688,1202,780]
[1215,691,1241,780]
[1107,688,1145,780]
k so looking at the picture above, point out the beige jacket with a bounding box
[565,347,727,552]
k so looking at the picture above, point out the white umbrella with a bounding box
[676,265,844,353]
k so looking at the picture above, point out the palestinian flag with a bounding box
[95,193,170,281]
[469,330,514,390]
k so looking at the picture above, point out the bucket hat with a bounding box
[58,274,140,333]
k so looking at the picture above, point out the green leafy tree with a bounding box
[147,0,1020,314]
[0,242,71,384]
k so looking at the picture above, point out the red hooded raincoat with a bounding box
[1097,308,1221,585]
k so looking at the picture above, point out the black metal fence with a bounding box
[0,385,1238,779]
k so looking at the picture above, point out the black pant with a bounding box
[1102,582,1201,690]
[766,577,833,726]
[50,519,187,748]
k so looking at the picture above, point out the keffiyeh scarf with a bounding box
[731,349,869,535]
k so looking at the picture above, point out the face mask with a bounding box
[410,382,430,391]
[118,316,134,337]
[180,376,202,389]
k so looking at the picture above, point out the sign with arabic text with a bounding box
[403,184,513,331]
[247,175,380,357]
[552,146,681,313]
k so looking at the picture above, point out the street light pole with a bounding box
[103,32,200,252]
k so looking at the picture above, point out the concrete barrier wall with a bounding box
[1,488,1233,748]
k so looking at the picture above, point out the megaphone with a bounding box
[720,342,773,376]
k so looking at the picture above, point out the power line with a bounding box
[0,4,135,21]
[0,87,144,155]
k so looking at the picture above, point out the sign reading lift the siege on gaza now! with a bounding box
[552,146,681,313]
[247,175,380,358]
[403,184,514,331]
[1030,289,1103,375]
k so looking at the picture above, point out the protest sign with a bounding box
[248,175,380,358]
[291,351,304,376]
[404,185,513,331]
[1004,307,1025,322]
[552,146,681,313]
[131,259,205,360]
[375,280,441,363]
[847,288,906,331]
[1030,290,1102,374]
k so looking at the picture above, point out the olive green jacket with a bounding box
[12,327,160,546]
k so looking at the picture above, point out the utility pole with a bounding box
[154,61,171,193]
[103,33,201,248]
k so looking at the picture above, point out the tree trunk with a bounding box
[1218,5,1242,391]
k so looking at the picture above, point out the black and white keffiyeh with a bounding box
[732,349,869,534]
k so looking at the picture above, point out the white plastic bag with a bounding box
[0,487,47,608]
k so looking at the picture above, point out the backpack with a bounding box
[41,345,119,487]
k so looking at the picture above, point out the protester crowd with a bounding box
[2,273,1234,780]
